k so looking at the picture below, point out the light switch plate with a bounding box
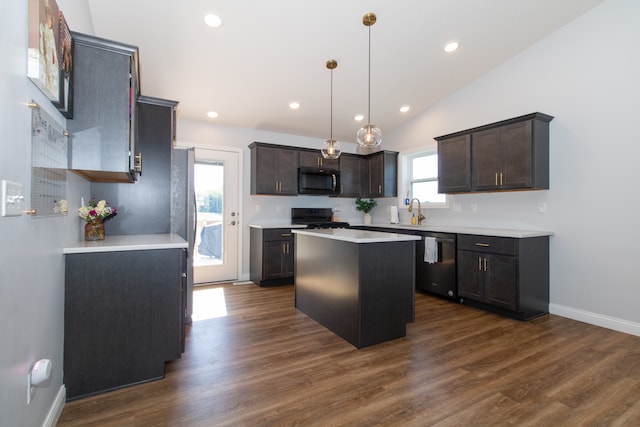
[1,180,24,217]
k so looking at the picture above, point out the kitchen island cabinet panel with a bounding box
[294,229,417,348]
[64,248,185,400]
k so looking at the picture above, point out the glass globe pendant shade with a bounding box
[357,124,382,147]
[321,139,342,159]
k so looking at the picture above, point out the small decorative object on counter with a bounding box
[355,198,377,225]
[404,191,410,206]
[84,219,105,241]
[332,204,341,222]
[78,198,117,241]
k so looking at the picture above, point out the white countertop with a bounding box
[361,223,553,238]
[293,228,421,244]
[63,233,188,254]
[249,222,553,238]
[249,223,307,229]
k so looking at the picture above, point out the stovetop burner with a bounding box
[291,208,349,229]
[303,221,350,229]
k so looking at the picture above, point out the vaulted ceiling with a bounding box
[86,0,603,142]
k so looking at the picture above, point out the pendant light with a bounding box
[356,12,382,148]
[321,59,342,159]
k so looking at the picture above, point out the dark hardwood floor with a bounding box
[58,283,640,426]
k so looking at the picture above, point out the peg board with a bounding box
[31,103,67,217]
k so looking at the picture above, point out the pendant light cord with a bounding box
[330,67,333,141]
[367,23,372,124]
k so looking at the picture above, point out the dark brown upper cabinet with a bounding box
[249,142,299,195]
[67,32,140,183]
[436,112,553,193]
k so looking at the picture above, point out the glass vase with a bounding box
[84,220,105,241]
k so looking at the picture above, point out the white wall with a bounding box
[0,1,95,425]
[0,1,92,425]
[388,0,640,333]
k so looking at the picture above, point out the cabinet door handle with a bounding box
[484,257,487,271]
[378,184,382,194]
[475,243,490,247]
[478,256,482,271]
[134,153,142,175]
[495,172,498,186]
[500,172,503,186]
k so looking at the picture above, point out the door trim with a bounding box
[177,141,244,283]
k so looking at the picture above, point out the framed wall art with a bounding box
[27,0,74,118]
[54,11,74,118]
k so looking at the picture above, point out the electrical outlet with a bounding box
[538,202,547,214]
[470,203,477,212]
[1,180,24,217]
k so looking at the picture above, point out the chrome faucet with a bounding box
[408,198,426,225]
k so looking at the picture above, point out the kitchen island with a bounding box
[293,228,421,348]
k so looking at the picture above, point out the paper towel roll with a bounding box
[390,206,399,223]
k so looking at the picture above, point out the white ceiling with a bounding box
[86,0,603,143]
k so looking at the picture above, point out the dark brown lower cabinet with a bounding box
[250,227,295,286]
[64,248,185,400]
[457,234,549,320]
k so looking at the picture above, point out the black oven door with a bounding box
[298,167,340,195]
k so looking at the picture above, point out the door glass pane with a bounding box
[194,162,223,267]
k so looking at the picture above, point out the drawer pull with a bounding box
[280,233,292,237]
[475,243,490,247]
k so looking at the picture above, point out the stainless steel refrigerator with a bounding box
[171,147,196,324]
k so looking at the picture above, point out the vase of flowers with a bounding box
[78,198,117,241]
[355,198,377,225]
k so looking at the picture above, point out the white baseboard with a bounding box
[550,304,640,337]
[43,385,65,427]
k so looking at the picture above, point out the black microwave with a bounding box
[298,167,340,195]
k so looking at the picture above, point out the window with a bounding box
[405,151,446,205]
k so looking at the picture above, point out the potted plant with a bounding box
[355,197,377,225]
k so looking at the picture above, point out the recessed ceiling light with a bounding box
[203,12,222,28]
[444,41,459,53]
[289,102,300,110]
[354,114,364,122]
[206,111,219,118]
[399,105,410,113]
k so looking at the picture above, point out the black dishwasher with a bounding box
[415,231,457,299]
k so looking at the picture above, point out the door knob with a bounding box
[230,220,236,226]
